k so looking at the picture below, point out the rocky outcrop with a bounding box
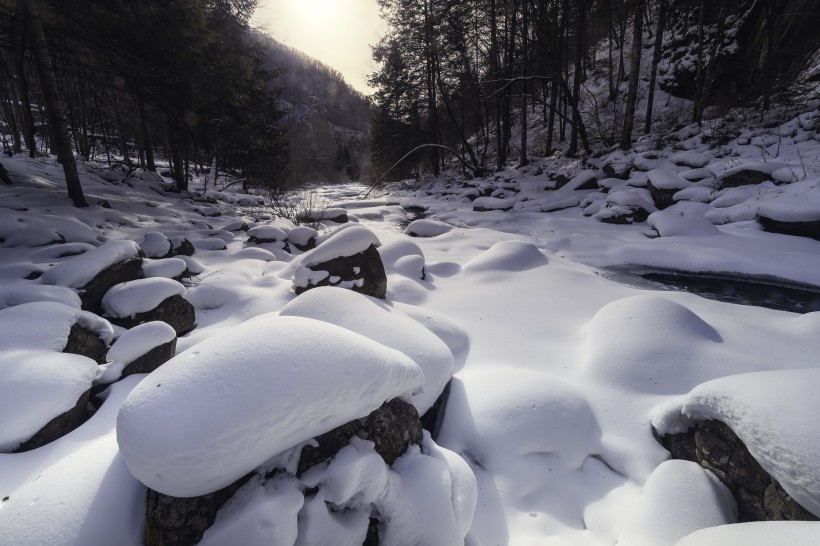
[63,323,109,363]
[659,419,819,522]
[110,295,195,335]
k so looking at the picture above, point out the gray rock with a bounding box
[109,295,195,335]
[719,168,772,189]
[63,323,108,363]
[757,215,820,241]
[659,419,818,522]
[295,244,387,299]
[79,258,144,314]
[646,182,677,210]
[120,338,177,379]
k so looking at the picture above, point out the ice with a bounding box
[0,350,99,452]
[41,240,142,288]
[280,287,453,413]
[116,315,424,497]
[101,278,186,318]
[97,321,177,384]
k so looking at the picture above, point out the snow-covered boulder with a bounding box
[670,151,711,169]
[293,225,387,299]
[0,283,81,310]
[472,196,515,212]
[648,202,721,237]
[41,239,144,313]
[0,350,99,452]
[280,287,453,414]
[647,169,691,209]
[404,218,453,237]
[652,369,820,519]
[296,207,349,224]
[139,232,173,259]
[463,241,548,273]
[719,161,787,188]
[102,278,195,335]
[757,180,820,240]
[247,225,288,246]
[116,315,424,497]
[0,301,113,362]
[286,226,318,251]
[379,239,426,279]
[142,257,189,280]
[97,321,177,384]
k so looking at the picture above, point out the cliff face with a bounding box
[660,0,820,106]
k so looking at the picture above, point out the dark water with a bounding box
[397,206,429,230]
[601,267,820,314]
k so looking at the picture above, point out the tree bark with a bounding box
[644,0,667,134]
[137,94,156,171]
[18,0,88,207]
[620,0,645,149]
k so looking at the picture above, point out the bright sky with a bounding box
[252,0,386,95]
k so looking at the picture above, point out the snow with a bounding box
[247,224,287,242]
[404,218,453,237]
[280,287,453,413]
[138,231,171,258]
[142,257,188,279]
[41,240,141,288]
[676,521,820,545]
[0,350,99,452]
[0,283,81,309]
[286,225,318,246]
[648,168,691,190]
[97,321,177,384]
[101,278,186,318]
[651,369,820,517]
[0,301,112,350]
[757,179,820,222]
[116,315,424,497]
[463,240,548,272]
[648,202,721,237]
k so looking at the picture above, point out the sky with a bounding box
[252,0,386,95]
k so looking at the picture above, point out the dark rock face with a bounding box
[13,389,91,453]
[603,163,632,180]
[660,419,819,522]
[296,244,387,299]
[420,380,451,441]
[646,182,677,210]
[171,238,195,257]
[120,338,177,379]
[599,207,651,225]
[757,216,820,241]
[297,398,422,475]
[290,238,316,252]
[109,295,196,335]
[144,473,253,546]
[63,323,108,363]
[79,258,144,314]
[720,169,772,189]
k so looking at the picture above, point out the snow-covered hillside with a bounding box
[1,101,820,545]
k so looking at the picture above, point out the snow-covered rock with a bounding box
[41,240,142,289]
[648,202,721,237]
[116,315,424,497]
[139,232,172,259]
[676,521,820,545]
[404,219,453,237]
[98,321,177,384]
[101,278,187,318]
[463,241,548,272]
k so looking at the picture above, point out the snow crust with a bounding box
[41,240,141,288]
[101,278,186,318]
[116,315,424,497]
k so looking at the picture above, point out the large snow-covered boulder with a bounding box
[116,315,424,497]
[293,225,387,298]
[41,240,144,313]
[647,169,691,209]
[0,350,99,452]
[719,161,787,188]
[756,181,820,241]
[648,202,721,237]
[652,369,820,519]
[139,232,173,259]
[97,321,177,384]
[280,287,453,414]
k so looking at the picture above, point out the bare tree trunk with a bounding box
[644,0,667,134]
[620,0,645,149]
[569,0,585,156]
[423,0,441,176]
[137,94,157,171]
[692,0,706,123]
[519,1,529,167]
[18,0,87,207]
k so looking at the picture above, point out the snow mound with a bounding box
[41,240,142,288]
[463,241,548,272]
[139,232,171,258]
[379,239,425,276]
[0,350,99,452]
[142,257,188,279]
[670,151,711,168]
[0,301,112,350]
[581,295,722,393]
[651,368,820,517]
[617,460,736,546]
[0,283,81,309]
[440,370,601,471]
[247,225,287,242]
[676,521,820,545]
[101,278,186,318]
[280,287,453,413]
[404,218,453,237]
[116,315,424,497]
[0,433,144,546]
[297,225,381,268]
[98,321,177,384]
[757,179,820,222]
[648,203,721,236]
[648,169,690,190]
[286,226,318,247]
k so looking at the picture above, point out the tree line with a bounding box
[369,0,820,179]
[0,0,288,206]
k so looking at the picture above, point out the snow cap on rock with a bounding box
[101,278,187,318]
[41,240,142,289]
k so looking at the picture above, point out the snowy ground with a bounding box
[1,117,820,546]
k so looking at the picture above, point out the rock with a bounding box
[659,420,819,522]
[144,473,253,546]
[720,168,772,188]
[14,389,91,453]
[121,338,177,378]
[63,323,108,363]
[110,295,196,335]
[297,398,423,474]
[757,216,820,241]
[171,238,195,257]
[420,379,452,441]
[78,258,144,314]
[295,244,387,299]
